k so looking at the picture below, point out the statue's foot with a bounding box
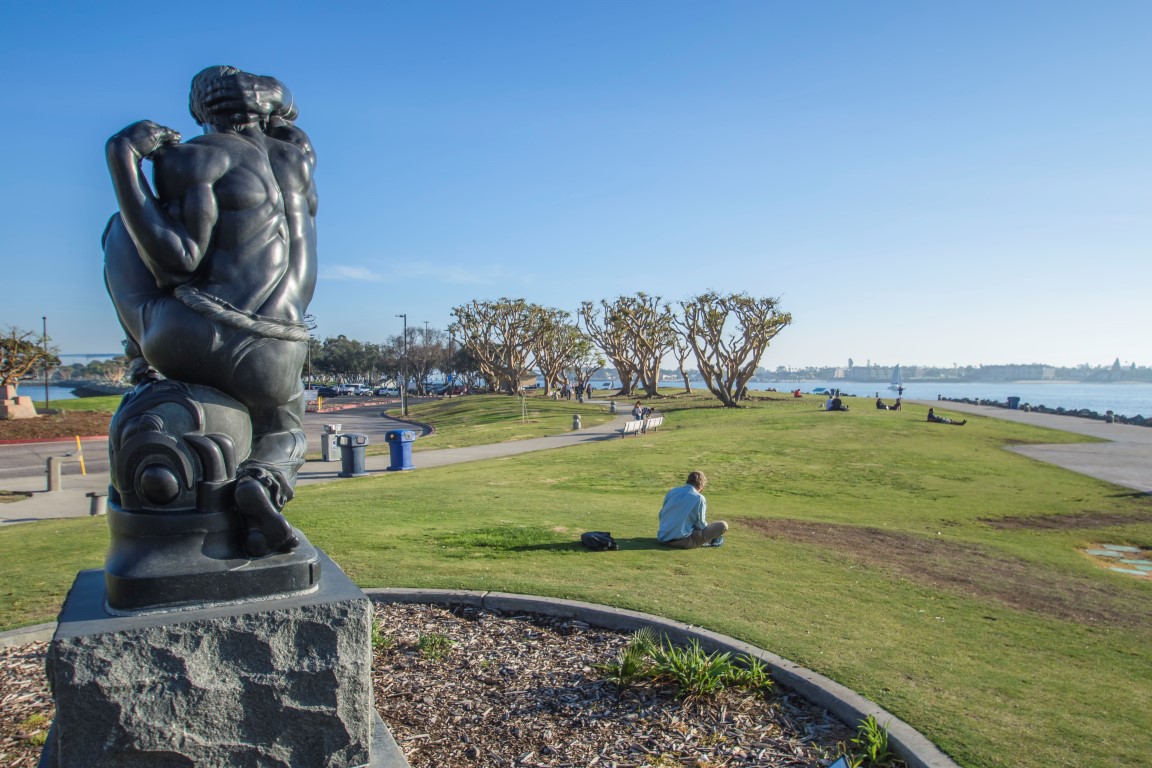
[235,476,298,557]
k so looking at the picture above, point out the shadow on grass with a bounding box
[509,538,669,553]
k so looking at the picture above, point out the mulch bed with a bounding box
[1,603,862,768]
[0,411,111,443]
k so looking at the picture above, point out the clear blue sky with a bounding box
[2,1,1148,369]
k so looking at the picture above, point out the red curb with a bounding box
[0,435,108,446]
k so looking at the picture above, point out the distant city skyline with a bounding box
[3,3,1149,369]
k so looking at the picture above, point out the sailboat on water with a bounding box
[888,365,903,392]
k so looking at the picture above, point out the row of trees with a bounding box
[451,291,791,407]
[4,291,791,408]
[305,327,482,395]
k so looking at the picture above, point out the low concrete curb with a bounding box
[0,621,54,648]
[2,590,960,768]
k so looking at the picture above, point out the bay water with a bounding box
[756,380,1152,419]
[34,380,1152,419]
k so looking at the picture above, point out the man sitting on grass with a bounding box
[927,408,967,426]
[657,471,728,549]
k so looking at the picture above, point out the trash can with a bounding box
[338,433,369,478]
[385,430,415,471]
[321,424,342,462]
[1007,396,1021,410]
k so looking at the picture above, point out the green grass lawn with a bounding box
[2,392,1150,768]
[360,393,617,456]
[33,395,121,412]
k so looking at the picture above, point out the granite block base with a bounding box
[40,551,408,768]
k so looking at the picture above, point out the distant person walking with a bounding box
[657,471,727,549]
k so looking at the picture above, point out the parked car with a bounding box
[315,386,341,398]
[375,386,400,397]
[431,383,468,396]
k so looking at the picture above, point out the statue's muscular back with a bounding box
[152,127,315,323]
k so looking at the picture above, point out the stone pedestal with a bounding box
[40,551,407,768]
[1,384,36,419]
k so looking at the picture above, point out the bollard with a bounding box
[87,492,108,516]
[609,400,617,415]
[46,455,71,492]
[572,414,582,430]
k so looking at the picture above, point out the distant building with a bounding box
[975,365,1056,381]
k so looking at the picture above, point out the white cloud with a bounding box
[323,261,527,287]
[323,265,391,282]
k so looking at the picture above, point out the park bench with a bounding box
[619,414,665,437]
[620,420,644,437]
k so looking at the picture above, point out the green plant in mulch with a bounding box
[598,628,774,699]
[18,713,51,746]
[850,714,899,767]
[417,632,454,660]
[371,620,394,650]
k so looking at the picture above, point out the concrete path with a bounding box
[917,399,1152,493]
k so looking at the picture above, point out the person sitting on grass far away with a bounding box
[657,471,728,549]
[826,395,848,411]
[927,407,966,426]
[876,397,889,410]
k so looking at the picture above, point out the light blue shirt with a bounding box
[657,484,707,542]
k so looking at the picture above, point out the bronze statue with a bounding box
[102,67,319,606]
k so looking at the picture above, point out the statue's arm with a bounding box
[105,121,220,285]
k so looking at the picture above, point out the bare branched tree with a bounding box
[1,326,60,391]
[532,309,585,397]
[580,293,675,398]
[677,292,792,407]
[568,337,605,396]
[450,298,545,394]
[671,334,693,394]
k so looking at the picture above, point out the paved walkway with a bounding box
[3,400,1148,525]
[916,399,1152,493]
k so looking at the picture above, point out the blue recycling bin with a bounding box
[337,433,369,478]
[385,429,416,471]
[1007,396,1021,410]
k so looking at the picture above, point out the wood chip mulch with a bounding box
[0,411,111,442]
[0,603,860,767]
[0,642,52,768]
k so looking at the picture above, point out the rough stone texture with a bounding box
[0,387,36,420]
[43,552,374,768]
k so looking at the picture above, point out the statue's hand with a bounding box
[112,120,182,160]
[202,73,295,124]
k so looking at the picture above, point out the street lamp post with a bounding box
[42,316,49,409]
[447,335,455,399]
[396,314,407,416]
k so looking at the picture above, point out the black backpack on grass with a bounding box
[580,531,618,551]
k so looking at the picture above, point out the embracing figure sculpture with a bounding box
[103,66,317,565]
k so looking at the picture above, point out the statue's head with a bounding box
[189,65,242,127]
